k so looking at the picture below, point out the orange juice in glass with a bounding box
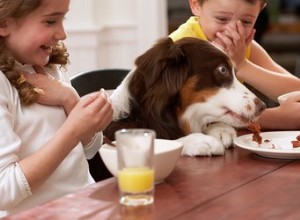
[116,129,155,206]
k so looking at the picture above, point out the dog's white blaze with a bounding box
[181,74,259,132]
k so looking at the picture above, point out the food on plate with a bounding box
[246,122,300,149]
[259,139,275,149]
[247,121,262,144]
[292,135,300,148]
[255,134,300,150]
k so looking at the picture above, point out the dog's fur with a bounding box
[104,37,265,156]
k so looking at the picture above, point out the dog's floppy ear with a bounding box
[135,37,189,95]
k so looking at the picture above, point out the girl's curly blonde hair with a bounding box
[0,0,69,105]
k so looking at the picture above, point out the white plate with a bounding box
[234,131,300,159]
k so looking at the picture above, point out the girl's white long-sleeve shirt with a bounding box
[0,64,101,217]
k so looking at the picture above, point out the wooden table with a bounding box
[4,146,300,220]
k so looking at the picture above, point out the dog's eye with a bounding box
[218,65,227,75]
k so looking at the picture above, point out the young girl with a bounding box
[170,0,300,130]
[0,0,113,216]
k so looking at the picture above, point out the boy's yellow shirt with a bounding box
[169,16,251,59]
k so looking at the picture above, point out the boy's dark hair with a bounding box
[197,0,267,9]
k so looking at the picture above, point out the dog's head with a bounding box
[110,37,265,139]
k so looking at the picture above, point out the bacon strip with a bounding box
[247,121,262,145]
[292,135,300,148]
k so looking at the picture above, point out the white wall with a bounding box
[64,0,168,76]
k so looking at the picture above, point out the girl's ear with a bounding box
[189,0,202,16]
[0,19,10,36]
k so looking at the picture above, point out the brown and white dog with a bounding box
[104,37,265,156]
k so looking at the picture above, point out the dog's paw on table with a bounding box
[204,123,237,149]
[179,133,225,156]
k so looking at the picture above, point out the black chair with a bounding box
[70,68,130,181]
[71,68,129,96]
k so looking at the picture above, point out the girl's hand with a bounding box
[212,20,255,70]
[64,90,113,142]
[259,95,300,130]
[23,66,79,114]
[278,95,300,129]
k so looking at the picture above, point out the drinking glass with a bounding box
[115,129,156,206]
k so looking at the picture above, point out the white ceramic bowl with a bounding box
[278,91,300,105]
[99,139,183,184]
